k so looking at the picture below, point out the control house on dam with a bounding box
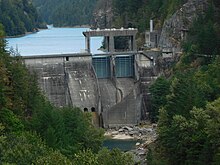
[23,28,156,128]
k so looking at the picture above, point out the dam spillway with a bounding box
[22,28,158,127]
[23,52,142,127]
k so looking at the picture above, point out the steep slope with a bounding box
[32,0,97,27]
[159,0,209,52]
[93,0,188,47]
[147,1,220,164]
[92,0,113,29]
[0,0,45,36]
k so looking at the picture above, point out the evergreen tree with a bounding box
[149,77,170,122]
[0,0,45,36]
[32,0,97,27]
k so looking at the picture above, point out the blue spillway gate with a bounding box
[115,55,134,78]
[92,55,134,78]
[92,56,111,78]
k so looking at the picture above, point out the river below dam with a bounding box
[103,139,142,151]
[6,27,103,56]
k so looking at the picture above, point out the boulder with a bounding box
[129,131,139,136]
[140,128,153,134]
[123,126,133,131]
[118,128,124,132]
[111,131,119,135]
[136,142,141,146]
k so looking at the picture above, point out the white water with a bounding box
[6,27,103,56]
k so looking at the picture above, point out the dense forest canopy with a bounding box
[32,0,97,27]
[147,1,220,164]
[0,0,45,36]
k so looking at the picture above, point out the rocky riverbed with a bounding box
[104,124,157,164]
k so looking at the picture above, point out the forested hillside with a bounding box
[93,0,187,32]
[0,0,45,36]
[93,0,189,47]
[32,0,97,27]
[147,1,220,164]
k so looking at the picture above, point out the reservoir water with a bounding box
[6,27,103,56]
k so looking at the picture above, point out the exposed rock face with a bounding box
[159,0,209,52]
[92,0,113,29]
[105,125,157,141]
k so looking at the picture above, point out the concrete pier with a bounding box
[83,28,138,53]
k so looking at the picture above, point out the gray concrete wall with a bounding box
[98,79,117,112]
[26,61,68,107]
[65,58,100,112]
[24,54,100,113]
[23,53,145,127]
[102,83,142,128]
[98,78,136,113]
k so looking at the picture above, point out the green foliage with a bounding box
[0,24,6,50]
[97,148,134,165]
[148,3,220,163]
[148,55,220,165]
[156,98,220,165]
[206,98,220,155]
[0,123,6,158]
[29,106,104,157]
[0,108,24,132]
[0,0,45,36]
[164,71,206,118]
[1,130,72,165]
[183,3,220,56]
[72,148,134,165]
[1,131,48,164]
[146,147,168,165]
[149,77,170,122]
[151,54,220,164]
[36,150,72,165]
[194,57,220,101]
[73,149,98,165]
[32,0,97,27]
[0,48,43,124]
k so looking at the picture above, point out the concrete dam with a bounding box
[23,28,158,128]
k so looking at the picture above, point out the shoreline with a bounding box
[51,24,91,29]
[104,124,157,141]
[104,132,134,140]
[5,28,47,39]
[5,24,91,38]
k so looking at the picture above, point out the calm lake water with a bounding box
[6,27,103,56]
